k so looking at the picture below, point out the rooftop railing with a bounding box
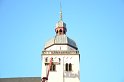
[42,50,79,55]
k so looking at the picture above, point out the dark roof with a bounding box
[0,77,41,82]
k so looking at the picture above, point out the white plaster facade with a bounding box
[41,45,80,82]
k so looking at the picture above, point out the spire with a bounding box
[55,0,67,35]
[60,0,62,21]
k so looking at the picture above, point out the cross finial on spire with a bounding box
[60,0,62,21]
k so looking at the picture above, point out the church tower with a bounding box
[41,3,80,82]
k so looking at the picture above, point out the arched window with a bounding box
[65,63,68,71]
[69,63,72,71]
[51,58,53,61]
[59,29,62,32]
[53,64,56,71]
[65,63,72,71]
[56,30,58,33]
[63,30,65,34]
[50,64,56,71]
[45,57,48,62]
[59,58,61,62]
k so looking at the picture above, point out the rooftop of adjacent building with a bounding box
[0,77,41,82]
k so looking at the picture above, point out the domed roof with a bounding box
[44,35,77,49]
[56,20,66,28]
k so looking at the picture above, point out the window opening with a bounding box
[50,64,56,71]
[45,57,48,62]
[65,63,68,71]
[59,58,61,62]
[69,63,72,71]
[65,63,72,71]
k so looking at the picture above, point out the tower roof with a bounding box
[55,2,66,28]
[60,0,62,21]
[55,20,66,28]
[55,2,67,35]
[43,1,78,50]
[44,35,77,50]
